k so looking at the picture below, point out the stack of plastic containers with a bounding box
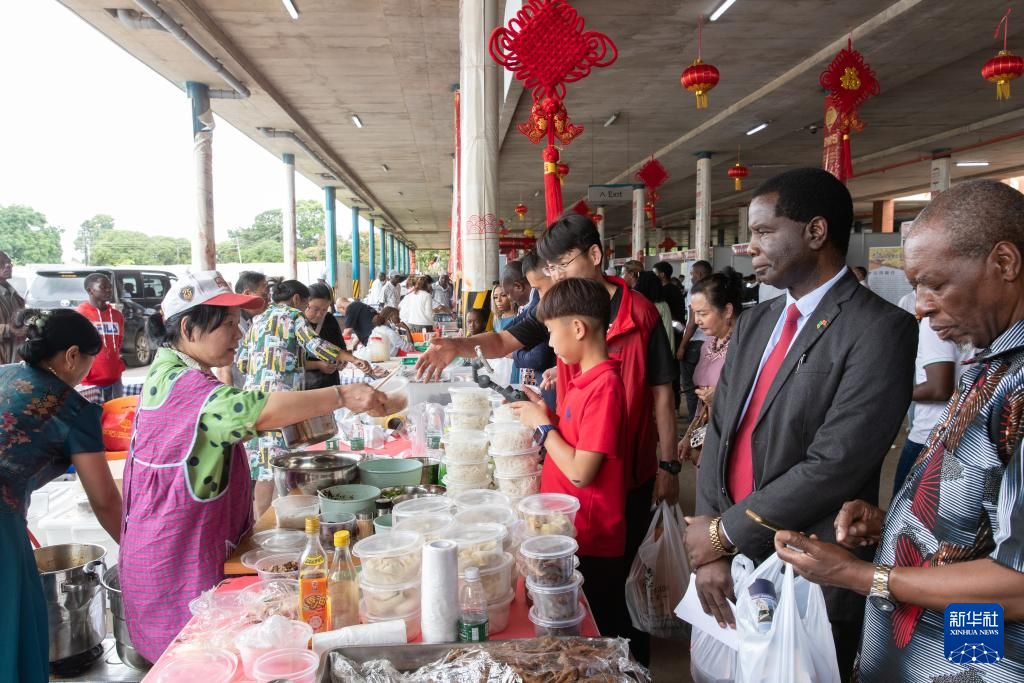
[441,429,492,494]
[485,422,542,508]
[519,534,586,637]
[351,530,425,640]
[391,495,454,523]
[444,521,517,635]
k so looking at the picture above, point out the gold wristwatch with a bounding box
[709,517,737,556]
[868,564,896,613]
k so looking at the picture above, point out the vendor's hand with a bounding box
[695,557,736,629]
[337,384,388,416]
[834,499,885,549]
[653,469,680,506]
[775,531,874,595]
[540,367,558,391]
[683,514,724,569]
[415,338,461,381]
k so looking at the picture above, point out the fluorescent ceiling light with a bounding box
[895,192,931,202]
[604,112,619,127]
[710,0,738,22]
[381,164,390,173]
[281,0,299,20]
[745,122,768,136]
[351,115,363,128]
[956,161,990,167]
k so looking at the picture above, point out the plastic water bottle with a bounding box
[458,566,489,642]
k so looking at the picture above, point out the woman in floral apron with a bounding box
[119,271,388,662]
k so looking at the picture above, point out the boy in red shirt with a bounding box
[76,273,125,401]
[513,277,629,643]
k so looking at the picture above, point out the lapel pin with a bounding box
[816,319,829,330]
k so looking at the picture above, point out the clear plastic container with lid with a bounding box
[393,512,456,542]
[527,571,585,621]
[441,429,490,462]
[252,647,320,683]
[452,489,511,510]
[528,605,587,637]
[484,422,537,453]
[253,552,301,582]
[458,551,515,602]
[392,495,455,523]
[358,574,422,617]
[154,649,237,683]
[272,495,320,530]
[444,522,505,570]
[455,505,516,534]
[517,493,581,537]
[493,469,542,497]
[487,588,516,634]
[442,475,492,496]
[360,602,421,641]
[448,386,492,410]
[518,534,578,586]
[250,528,308,553]
[444,406,491,431]
[442,456,490,483]
[489,446,542,476]
[351,530,424,584]
[490,402,518,424]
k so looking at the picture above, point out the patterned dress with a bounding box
[235,303,342,479]
[0,281,25,365]
[858,321,1024,682]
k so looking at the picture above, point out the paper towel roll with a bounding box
[421,539,459,643]
[311,620,407,655]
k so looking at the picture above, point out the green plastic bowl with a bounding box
[318,484,381,515]
[357,458,424,488]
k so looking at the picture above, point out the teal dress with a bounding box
[0,363,104,682]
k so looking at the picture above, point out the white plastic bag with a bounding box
[735,554,840,683]
[689,554,755,683]
[625,502,690,639]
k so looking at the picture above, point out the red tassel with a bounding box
[841,133,853,182]
[543,145,563,225]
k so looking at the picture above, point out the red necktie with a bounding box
[728,303,801,501]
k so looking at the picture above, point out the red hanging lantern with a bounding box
[680,18,719,109]
[727,146,749,191]
[557,162,570,186]
[983,9,1024,100]
[515,202,528,221]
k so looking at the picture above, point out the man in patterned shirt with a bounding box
[776,180,1024,682]
[237,280,373,517]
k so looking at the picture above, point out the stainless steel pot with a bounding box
[34,543,107,664]
[280,412,338,449]
[272,451,362,497]
[99,565,151,670]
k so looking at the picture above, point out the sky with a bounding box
[0,1,364,261]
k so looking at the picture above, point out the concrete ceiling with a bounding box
[57,0,1024,250]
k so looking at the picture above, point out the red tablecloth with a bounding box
[144,574,599,681]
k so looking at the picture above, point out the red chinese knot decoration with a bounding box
[658,236,677,251]
[819,37,879,182]
[680,18,719,109]
[490,0,617,225]
[636,157,669,228]
[983,9,1024,100]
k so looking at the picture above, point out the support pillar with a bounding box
[930,151,952,199]
[872,199,895,233]
[350,204,361,297]
[368,216,376,280]
[186,81,216,270]
[631,186,646,261]
[695,152,712,262]
[389,233,396,273]
[458,0,500,293]
[325,187,337,290]
[282,153,297,279]
[380,227,388,274]
[737,205,750,244]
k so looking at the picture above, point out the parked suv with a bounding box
[26,268,177,366]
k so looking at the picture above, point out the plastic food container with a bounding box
[528,605,587,637]
[393,512,456,542]
[518,493,580,537]
[443,523,505,570]
[253,552,301,582]
[448,386,492,410]
[487,588,516,634]
[518,534,578,587]
[484,423,536,452]
[359,575,421,616]
[361,603,421,641]
[154,649,237,683]
[373,514,393,534]
[458,551,515,602]
[442,456,490,483]
[381,376,410,414]
[235,618,313,679]
[490,403,518,423]
[441,429,490,462]
[251,528,307,553]
[527,571,584,621]
[352,530,424,583]
[238,579,300,621]
[455,505,516,534]
[252,648,319,683]
[489,446,542,476]
[241,548,273,570]
[451,489,510,511]
[392,495,455,523]
[441,475,492,496]
[444,406,491,431]
[493,469,542,497]
[271,495,320,530]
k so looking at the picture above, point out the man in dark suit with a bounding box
[682,167,917,678]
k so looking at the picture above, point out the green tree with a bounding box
[0,205,63,264]
[90,229,190,265]
[74,214,115,265]
[224,199,326,260]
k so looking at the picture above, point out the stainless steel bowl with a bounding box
[279,413,338,449]
[391,485,446,506]
[271,451,363,497]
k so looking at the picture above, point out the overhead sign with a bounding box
[587,183,637,204]
[658,251,686,262]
